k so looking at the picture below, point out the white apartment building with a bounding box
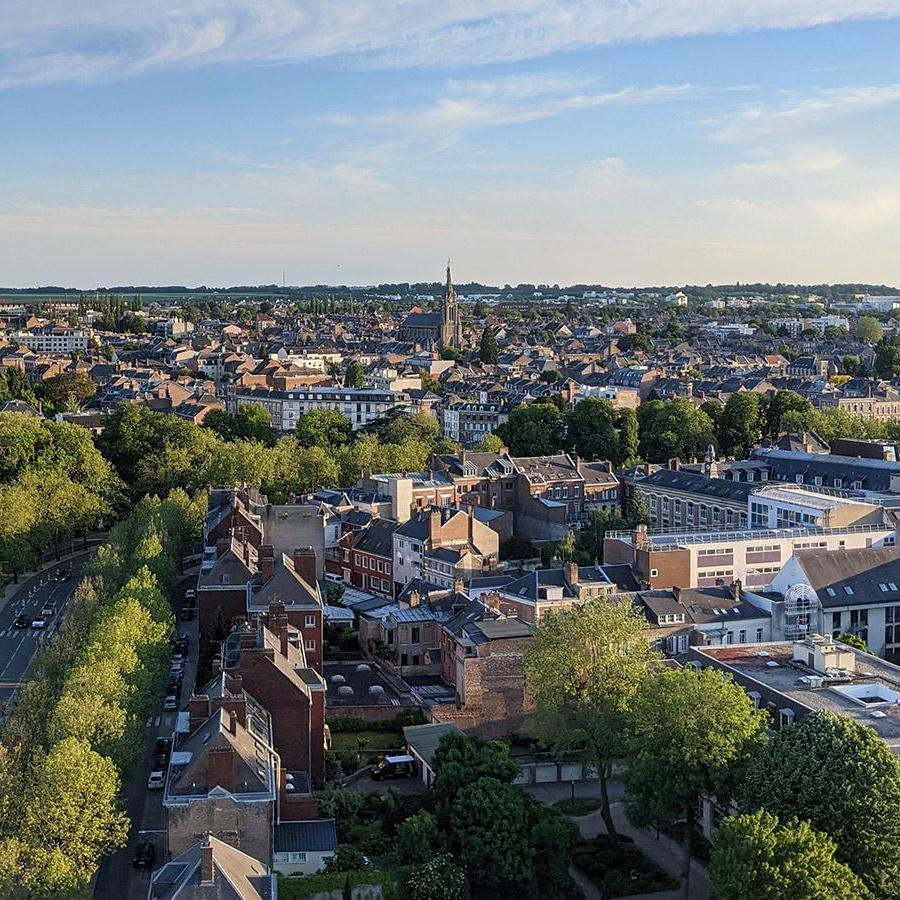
[234,386,409,432]
[11,329,90,353]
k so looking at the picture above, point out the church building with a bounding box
[400,264,463,348]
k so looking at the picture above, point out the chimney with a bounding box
[293,547,318,586]
[732,579,742,603]
[668,457,680,471]
[633,523,648,551]
[427,508,442,546]
[188,694,211,733]
[454,575,465,595]
[200,835,215,884]
[207,745,235,793]
[564,561,579,588]
[219,697,247,730]
[409,588,421,608]
[215,536,230,558]
[258,544,275,581]
[224,672,242,695]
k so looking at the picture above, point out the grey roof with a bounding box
[753,448,900,491]
[353,518,397,557]
[403,722,464,769]
[275,819,337,854]
[402,312,442,328]
[639,468,754,503]
[796,546,900,608]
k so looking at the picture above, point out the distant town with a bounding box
[4,270,900,899]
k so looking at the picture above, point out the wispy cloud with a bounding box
[710,83,900,142]
[323,73,696,139]
[3,1,900,88]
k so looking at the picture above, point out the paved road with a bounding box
[0,553,93,708]
[94,575,199,900]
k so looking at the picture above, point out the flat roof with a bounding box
[694,643,900,751]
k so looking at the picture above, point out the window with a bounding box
[756,628,763,642]
[726,631,734,645]
[411,627,420,643]
[387,630,394,645]
[843,586,854,596]
[795,474,804,484]
[778,708,795,729]
[221,574,230,584]
[304,638,316,651]
[650,568,658,578]
[287,852,307,863]
[739,630,746,643]
[400,653,408,666]
[412,654,421,666]
[305,615,316,627]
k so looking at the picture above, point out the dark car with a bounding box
[154,737,171,757]
[371,754,415,781]
[174,637,189,652]
[14,613,30,629]
[132,841,155,869]
[53,569,72,583]
[180,606,194,622]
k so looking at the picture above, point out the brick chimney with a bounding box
[454,575,465,595]
[224,672,243,695]
[564,561,579,589]
[258,544,275,582]
[732,579,742,603]
[200,835,215,884]
[219,697,247,730]
[633,523,648,551]
[188,695,211,733]
[207,745,235,792]
[409,588,421,608]
[429,509,443,545]
[293,547,317,586]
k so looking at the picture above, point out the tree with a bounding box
[875,342,900,379]
[616,408,639,464]
[718,392,764,457]
[743,710,900,898]
[710,811,873,900]
[525,598,661,838]
[767,390,813,438]
[567,398,620,462]
[397,810,440,863]
[203,404,276,445]
[495,402,566,457]
[840,354,862,376]
[344,361,365,388]
[626,667,767,900]
[835,632,867,651]
[447,777,534,895]
[856,316,884,344]
[475,433,505,452]
[637,398,715,463]
[478,326,499,364]
[295,409,353,449]
[431,732,519,821]
[41,372,97,411]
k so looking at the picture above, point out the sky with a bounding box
[4,2,900,288]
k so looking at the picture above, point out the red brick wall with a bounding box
[199,588,247,638]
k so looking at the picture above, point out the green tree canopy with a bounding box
[41,372,97,411]
[743,710,900,898]
[295,408,354,449]
[637,398,716,463]
[626,667,767,899]
[344,361,366,388]
[767,390,813,438]
[567,398,620,462]
[856,316,884,344]
[710,810,873,900]
[718,392,765,457]
[495,402,566,456]
[478,326,499,364]
[525,597,660,837]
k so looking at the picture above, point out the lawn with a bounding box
[570,834,678,898]
[278,866,409,899]
[553,797,602,817]
[329,729,404,754]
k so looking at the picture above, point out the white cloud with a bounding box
[2,1,900,87]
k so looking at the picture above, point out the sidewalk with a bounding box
[570,801,710,900]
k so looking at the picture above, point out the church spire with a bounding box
[445,258,453,294]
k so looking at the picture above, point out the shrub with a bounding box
[324,845,368,873]
[314,787,365,838]
[397,810,439,863]
[406,855,467,900]
[327,717,368,733]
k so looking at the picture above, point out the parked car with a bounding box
[174,637,189,652]
[153,738,171,768]
[180,606,194,621]
[14,614,30,629]
[132,842,155,869]
[163,695,178,712]
[184,589,196,601]
[371,754,415,781]
[166,681,181,697]
[30,616,47,630]
[147,770,165,791]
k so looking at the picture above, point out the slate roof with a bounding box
[274,819,337,854]
[753,448,900,491]
[638,468,755,503]
[353,518,398,557]
[795,546,900,608]
[403,722,464,769]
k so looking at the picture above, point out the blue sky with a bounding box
[4,2,900,288]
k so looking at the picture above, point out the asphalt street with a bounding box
[0,553,93,709]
